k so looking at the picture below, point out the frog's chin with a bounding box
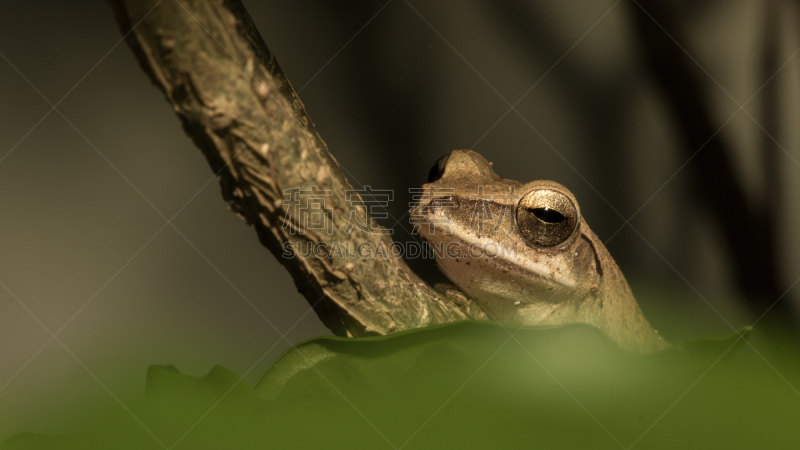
[432,251,581,320]
[447,279,580,325]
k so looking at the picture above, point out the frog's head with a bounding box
[411,150,668,353]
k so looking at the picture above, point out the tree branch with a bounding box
[108,0,485,337]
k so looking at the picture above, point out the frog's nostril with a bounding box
[427,154,451,183]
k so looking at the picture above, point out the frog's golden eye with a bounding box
[516,188,579,247]
[427,154,451,183]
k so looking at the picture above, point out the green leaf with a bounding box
[4,322,800,449]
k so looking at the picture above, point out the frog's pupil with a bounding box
[532,207,565,223]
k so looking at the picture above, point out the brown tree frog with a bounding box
[411,150,668,353]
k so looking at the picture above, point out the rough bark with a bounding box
[108,0,485,337]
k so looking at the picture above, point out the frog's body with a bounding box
[411,150,668,353]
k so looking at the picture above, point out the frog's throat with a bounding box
[427,221,577,290]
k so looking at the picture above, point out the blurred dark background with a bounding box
[1,0,799,438]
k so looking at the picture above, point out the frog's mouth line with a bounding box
[420,215,577,290]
